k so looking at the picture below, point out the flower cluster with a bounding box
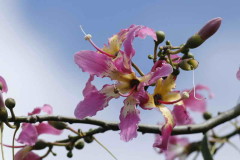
[74,17,221,151]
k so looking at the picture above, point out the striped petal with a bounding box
[153,105,175,150]
[119,95,140,141]
[74,50,117,78]
[75,76,119,119]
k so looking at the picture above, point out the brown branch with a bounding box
[8,103,240,136]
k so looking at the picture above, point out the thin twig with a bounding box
[131,62,144,76]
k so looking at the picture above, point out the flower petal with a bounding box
[28,104,53,116]
[41,104,53,115]
[36,122,62,135]
[183,84,213,113]
[147,63,173,85]
[15,146,41,160]
[172,105,193,125]
[75,82,119,119]
[0,76,8,93]
[74,50,117,78]
[153,105,175,150]
[17,123,38,146]
[140,93,156,109]
[119,96,140,141]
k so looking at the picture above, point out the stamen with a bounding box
[118,86,136,97]
[79,25,115,58]
[192,69,206,100]
[2,144,25,148]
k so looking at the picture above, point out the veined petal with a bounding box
[162,92,181,104]
[15,146,41,160]
[74,50,117,78]
[183,92,207,112]
[172,105,193,125]
[147,63,173,85]
[136,26,157,41]
[154,105,175,150]
[36,122,62,135]
[0,76,8,93]
[82,75,97,97]
[154,75,176,96]
[119,96,140,142]
[17,123,38,146]
[75,83,118,119]
[183,84,213,112]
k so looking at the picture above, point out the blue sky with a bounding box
[0,0,240,159]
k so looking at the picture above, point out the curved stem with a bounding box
[131,62,144,76]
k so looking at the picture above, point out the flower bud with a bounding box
[75,140,85,150]
[179,59,199,71]
[203,112,212,120]
[67,151,73,158]
[5,98,16,109]
[84,136,94,143]
[148,54,154,59]
[32,140,49,150]
[48,121,68,130]
[155,31,165,45]
[185,17,222,49]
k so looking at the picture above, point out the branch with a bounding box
[8,104,240,136]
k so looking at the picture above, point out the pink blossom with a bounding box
[74,25,173,141]
[15,146,41,160]
[160,136,189,160]
[0,76,8,93]
[17,104,62,146]
[183,84,213,113]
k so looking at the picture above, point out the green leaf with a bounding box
[201,134,214,160]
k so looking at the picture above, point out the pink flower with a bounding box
[15,146,41,160]
[154,136,190,160]
[182,84,213,113]
[237,67,240,81]
[74,25,173,141]
[17,104,62,146]
[0,76,8,93]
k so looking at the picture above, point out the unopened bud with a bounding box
[67,151,73,158]
[75,140,85,150]
[33,140,49,150]
[148,54,154,59]
[203,112,212,120]
[5,98,15,109]
[84,136,94,143]
[155,31,165,45]
[48,121,68,130]
[179,59,199,71]
[185,17,222,49]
